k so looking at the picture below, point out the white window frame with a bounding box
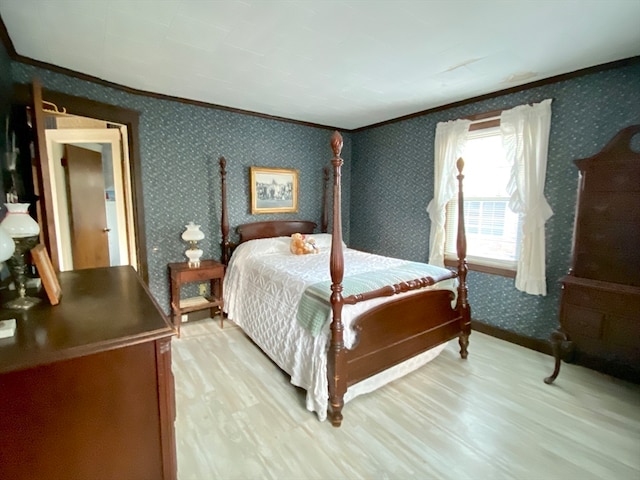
[444,123,522,276]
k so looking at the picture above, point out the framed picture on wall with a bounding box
[250,167,299,214]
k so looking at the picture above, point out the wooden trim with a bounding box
[471,319,552,356]
[466,109,504,121]
[30,79,58,269]
[445,258,516,278]
[469,118,500,131]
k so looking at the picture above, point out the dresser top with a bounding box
[0,266,174,374]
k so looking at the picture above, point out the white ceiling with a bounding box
[1,0,639,130]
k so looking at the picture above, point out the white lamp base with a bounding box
[185,247,203,268]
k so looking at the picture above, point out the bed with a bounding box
[219,131,471,427]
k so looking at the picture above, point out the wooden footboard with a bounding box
[346,289,461,386]
[327,131,471,427]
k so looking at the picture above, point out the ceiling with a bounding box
[1,0,639,130]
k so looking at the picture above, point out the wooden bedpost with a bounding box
[321,166,329,233]
[327,131,347,427]
[219,156,231,265]
[455,157,471,358]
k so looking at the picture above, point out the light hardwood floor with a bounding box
[172,318,640,480]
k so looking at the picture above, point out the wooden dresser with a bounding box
[546,125,640,384]
[0,266,177,480]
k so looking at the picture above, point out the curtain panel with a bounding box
[501,98,553,295]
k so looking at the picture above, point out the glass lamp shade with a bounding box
[0,225,16,262]
[181,222,205,243]
[1,203,41,310]
[1,203,40,238]
[181,222,204,268]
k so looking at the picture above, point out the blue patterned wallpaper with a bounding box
[10,61,351,313]
[351,62,640,340]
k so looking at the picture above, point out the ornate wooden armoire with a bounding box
[546,125,640,384]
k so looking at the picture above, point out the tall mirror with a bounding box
[44,125,137,272]
[9,83,148,283]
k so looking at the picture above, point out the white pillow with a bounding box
[236,236,291,256]
[308,233,347,250]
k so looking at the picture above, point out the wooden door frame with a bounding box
[13,83,149,283]
[46,129,133,271]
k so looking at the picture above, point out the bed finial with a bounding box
[331,130,343,157]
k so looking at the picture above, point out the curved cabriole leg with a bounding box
[544,330,572,384]
[459,333,469,359]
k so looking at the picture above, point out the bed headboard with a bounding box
[236,220,316,243]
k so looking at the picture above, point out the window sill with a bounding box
[444,258,516,278]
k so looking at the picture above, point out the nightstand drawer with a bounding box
[177,265,224,283]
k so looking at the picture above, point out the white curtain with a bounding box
[501,98,553,295]
[427,119,471,266]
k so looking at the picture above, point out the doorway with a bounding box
[44,127,137,272]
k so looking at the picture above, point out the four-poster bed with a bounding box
[219,131,471,426]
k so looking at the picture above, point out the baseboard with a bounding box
[471,319,552,356]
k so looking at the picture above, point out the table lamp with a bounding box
[182,221,204,268]
[1,203,41,309]
[0,224,15,262]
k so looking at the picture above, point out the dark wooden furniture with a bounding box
[0,266,177,480]
[169,259,225,334]
[219,131,471,427]
[546,125,640,384]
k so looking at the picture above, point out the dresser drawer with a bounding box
[581,166,640,193]
[606,315,640,349]
[578,192,640,223]
[562,283,640,317]
[561,304,604,339]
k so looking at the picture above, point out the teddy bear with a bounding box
[290,232,320,255]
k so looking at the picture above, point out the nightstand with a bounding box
[168,260,225,336]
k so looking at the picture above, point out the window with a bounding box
[444,125,522,273]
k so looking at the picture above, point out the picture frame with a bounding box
[250,166,299,214]
[31,244,62,306]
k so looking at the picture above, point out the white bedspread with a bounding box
[223,234,453,421]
